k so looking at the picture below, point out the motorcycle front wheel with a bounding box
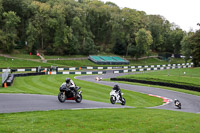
[75,94,82,103]
[110,96,116,104]
[121,98,126,105]
[58,92,66,103]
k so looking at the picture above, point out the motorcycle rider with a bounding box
[174,99,181,109]
[65,78,76,97]
[112,84,122,100]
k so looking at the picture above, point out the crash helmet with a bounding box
[65,78,71,83]
[114,84,119,89]
[174,99,179,103]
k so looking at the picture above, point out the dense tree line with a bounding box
[0,0,199,65]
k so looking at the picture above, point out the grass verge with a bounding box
[0,108,199,132]
[105,80,200,96]
[128,57,189,66]
[116,68,200,87]
[10,54,40,59]
[0,56,55,68]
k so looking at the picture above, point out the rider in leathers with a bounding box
[112,84,122,100]
[65,78,76,97]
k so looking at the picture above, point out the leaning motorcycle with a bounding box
[58,83,82,103]
[110,90,126,105]
[174,99,181,109]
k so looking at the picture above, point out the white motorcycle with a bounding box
[110,90,126,105]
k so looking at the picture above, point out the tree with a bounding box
[2,0,32,47]
[0,0,3,29]
[190,30,200,67]
[147,15,178,54]
[147,15,164,52]
[81,30,96,55]
[181,33,193,63]
[121,8,147,56]
[53,11,72,55]
[86,0,112,47]
[0,11,20,53]
[27,1,51,50]
[0,0,186,56]
[0,0,2,15]
[170,27,185,54]
[26,22,38,54]
[113,38,126,55]
[135,28,153,58]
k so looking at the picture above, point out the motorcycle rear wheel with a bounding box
[58,92,66,103]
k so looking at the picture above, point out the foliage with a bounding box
[181,33,193,62]
[147,15,166,51]
[169,27,185,54]
[135,28,153,58]
[0,0,193,57]
[190,29,200,67]
[0,11,20,53]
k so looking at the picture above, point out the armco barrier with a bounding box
[47,71,106,75]
[14,72,46,77]
[6,74,14,86]
[0,63,193,72]
[3,72,46,87]
[84,63,193,70]
[110,78,200,92]
[2,71,106,86]
[113,64,192,74]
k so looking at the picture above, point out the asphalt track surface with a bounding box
[0,93,131,113]
[75,72,200,114]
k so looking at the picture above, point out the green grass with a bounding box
[10,54,41,59]
[44,55,87,59]
[47,59,97,67]
[0,56,55,68]
[0,53,190,68]
[116,68,200,88]
[0,108,199,133]
[105,80,200,96]
[0,75,163,107]
[48,58,189,67]
[128,57,190,66]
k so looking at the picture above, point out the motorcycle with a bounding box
[58,83,82,103]
[110,90,126,105]
[174,99,181,109]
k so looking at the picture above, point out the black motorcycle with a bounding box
[58,83,82,103]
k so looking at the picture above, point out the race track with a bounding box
[76,72,200,113]
[0,93,131,113]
